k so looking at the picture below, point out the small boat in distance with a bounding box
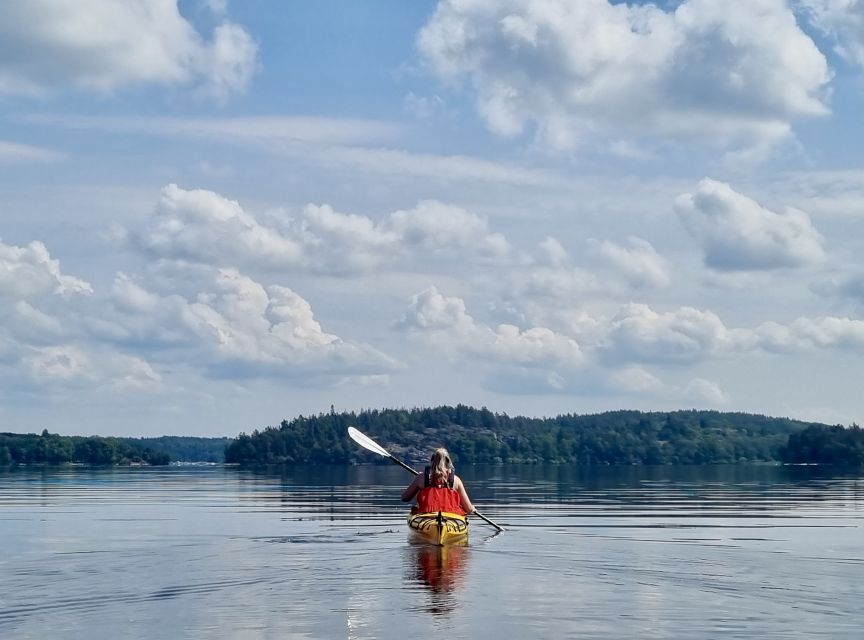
[408,511,469,546]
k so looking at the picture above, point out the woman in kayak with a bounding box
[402,447,475,515]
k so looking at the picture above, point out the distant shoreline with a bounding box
[4,407,862,467]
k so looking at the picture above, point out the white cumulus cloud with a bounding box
[675,178,825,270]
[140,185,509,274]
[597,302,864,367]
[20,345,160,391]
[144,184,304,269]
[385,200,510,259]
[484,323,584,368]
[0,239,162,394]
[0,0,257,98]
[396,286,476,334]
[418,0,830,151]
[0,234,399,395]
[0,239,92,299]
[100,267,399,379]
[23,345,91,382]
[509,240,606,300]
[800,0,864,70]
[397,285,585,374]
[751,316,864,352]
[599,303,737,364]
[588,236,670,288]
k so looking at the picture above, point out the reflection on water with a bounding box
[0,463,862,639]
[406,542,469,615]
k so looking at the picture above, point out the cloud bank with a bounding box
[418,0,830,151]
[0,235,398,398]
[141,185,510,274]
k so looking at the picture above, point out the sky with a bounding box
[3,0,864,437]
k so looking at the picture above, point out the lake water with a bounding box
[1,464,862,639]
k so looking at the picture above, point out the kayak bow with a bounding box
[408,511,469,546]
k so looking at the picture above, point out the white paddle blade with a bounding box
[347,427,391,458]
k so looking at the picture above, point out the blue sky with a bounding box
[3,0,864,436]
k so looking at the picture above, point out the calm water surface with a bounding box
[1,464,862,639]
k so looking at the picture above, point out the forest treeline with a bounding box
[224,405,864,466]
[4,407,861,467]
[0,430,171,465]
[0,432,233,466]
[781,424,864,466]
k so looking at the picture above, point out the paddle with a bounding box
[347,426,504,532]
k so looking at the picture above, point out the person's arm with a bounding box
[453,476,475,514]
[401,474,422,502]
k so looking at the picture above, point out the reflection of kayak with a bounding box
[407,540,469,615]
[407,511,469,546]
[412,542,468,611]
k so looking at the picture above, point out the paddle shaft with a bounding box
[388,455,420,476]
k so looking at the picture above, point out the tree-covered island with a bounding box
[225,405,864,467]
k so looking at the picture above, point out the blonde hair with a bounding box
[430,448,453,484]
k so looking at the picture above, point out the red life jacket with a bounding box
[416,466,466,515]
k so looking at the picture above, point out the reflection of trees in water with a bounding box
[475,464,864,514]
[231,465,406,521]
[406,543,469,616]
[224,464,863,520]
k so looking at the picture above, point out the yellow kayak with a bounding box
[407,511,469,546]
